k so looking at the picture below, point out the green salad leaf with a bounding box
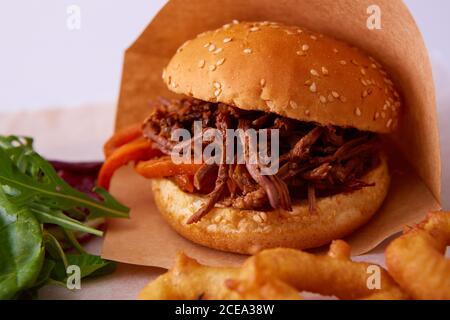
[0,135,129,299]
[0,189,44,300]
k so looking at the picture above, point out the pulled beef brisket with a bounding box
[238,119,292,212]
[186,110,232,224]
[143,98,380,222]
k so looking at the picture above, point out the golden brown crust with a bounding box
[385,211,450,300]
[151,155,390,254]
[163,21,401,134]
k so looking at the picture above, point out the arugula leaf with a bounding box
[50,254,117,282]
[0,136,129,223]
[0,135,128,299]
[0,188,44,300]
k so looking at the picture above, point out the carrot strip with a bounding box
[98,139,162,190]
[171,175,195,193]
[104,123,143,158]
[135,157,203,179]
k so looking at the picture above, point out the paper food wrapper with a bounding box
[102,0,441,268]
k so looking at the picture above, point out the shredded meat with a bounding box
[142,98,380,222]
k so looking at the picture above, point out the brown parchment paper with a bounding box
[102,0,441,268]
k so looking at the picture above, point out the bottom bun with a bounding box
[151,155,390,254]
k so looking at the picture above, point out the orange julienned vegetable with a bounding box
[98,138,162,190]
[171,175,195,193]
[103,123,143,158]
[135,157,203,179]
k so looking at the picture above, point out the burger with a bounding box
[99,21,401,254]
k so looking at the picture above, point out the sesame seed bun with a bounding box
[151,154,390,254]
[163,21,401,133]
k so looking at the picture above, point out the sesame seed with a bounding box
[266,100,275,108]
[232,19,239,24]
[297,29,303,33]
[208,44,216,52]
[331,91,340,98]
[259,212,267,221]
[340,60,347,65]
[250,26,260,32]
[305,109,311,116]
[207,224,217,232]
[355,107,362,116]
[214,48,223,54]
[253,214,263,223]
[371,64,377,69]
[320,96,327,104]
[216,58,226,65]
[309,82,317,93]
[285,30,294,35]
[310,69,320,76]
[296,51,306,56]
[260,21,269,26]
[384,78,393,85]
[223,37,232,43]
[214,89,221,97]
[362,89,369,98]
[351,59,359,66]
[302,44,310,51]
[304,79,312,86]
[198,59,205,68]
[380,69,387,76]
[310,35,317,40]
[386,100,391,106]
[381,111,386,118]
[223,23,232,30]
[321,67,329,75]
[383,104,388,110]
[394,91,400,98]
[203,42,211,48]
[340,95,347,102]
[361,68,367,75]
[361,79,368,86]
[243,48,252,54]
[386,119,393,128]
[260,79,266,86]
[375,112,380,119]
[333,48,339,53]
[209,65,217,71]
[213,81,221,89]
[289,100,298,108]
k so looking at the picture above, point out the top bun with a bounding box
[163,21,401,133]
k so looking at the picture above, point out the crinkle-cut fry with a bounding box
[138,253,300,300]
[238,241,406,300]
[386,211,450,300]
[104,123,143,158]
[139,240,406,300]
